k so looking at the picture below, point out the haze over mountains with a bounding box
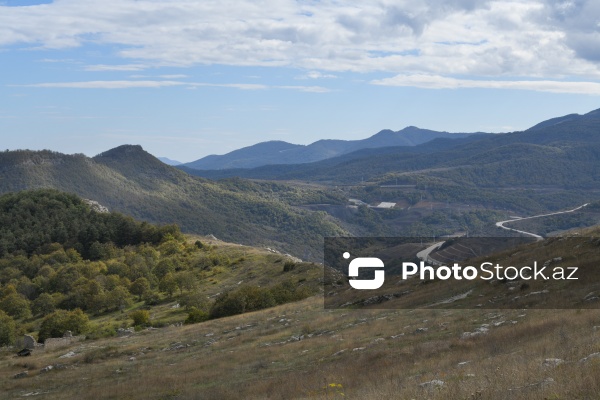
[182,127,474,170]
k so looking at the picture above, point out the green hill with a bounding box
[0,147,347,259]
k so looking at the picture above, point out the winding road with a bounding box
[495,203,589,240]
[417,203,590,264]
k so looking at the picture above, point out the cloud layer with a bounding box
[2,0,600,91]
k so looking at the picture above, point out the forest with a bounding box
[0,190,314,346]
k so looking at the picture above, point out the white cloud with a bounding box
[15,80,327,92]
[1,0,600,85]
[371,74,600,94]
[18,80,186,89]
[297,71,338,79]
[84,64,148,71]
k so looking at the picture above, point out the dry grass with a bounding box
[3,234,600,399]
[1,296,600,399]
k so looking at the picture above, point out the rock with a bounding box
[59,351,76,358]
[13,371,28,379]
[63,330,73,338]
[40,365,53,373]
[457,361,470,367]
[543,358,564,367]
[414,327,428,333]
[579,352,600,363]
[117,327,135,337]
[128,357,136,362]
[352,347,366,351]
[419,379,444,389]
[23,335,37,350]
[17,348,31,357]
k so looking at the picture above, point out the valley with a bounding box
[2,109,600,399]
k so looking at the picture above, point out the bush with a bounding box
[283,261,296,272]
[0,310,16,346]
[185,307,209,324]
[142,290,160,306]
[209,286,275,319]
[130,309,150,327]
[38,309,89,343]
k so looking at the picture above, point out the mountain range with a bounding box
[2,108,600,259]
[182,108,600,189]
[182,127,474,170]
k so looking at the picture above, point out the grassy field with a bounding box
[3,230,600,399]
[2,295,600,399]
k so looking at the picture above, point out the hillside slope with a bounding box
[3,226,600,399]
[0,147,347,259]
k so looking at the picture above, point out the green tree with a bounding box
[0,292,31,319]
[129,277,151,300]
[38,309,89,342]
[159,273,177,297]
[32,293,55,316]
[105,286,132,311]
[174,271,197,295]
[0,310,16,346]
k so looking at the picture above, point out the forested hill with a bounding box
[0,146,347,260]
[0,189,319,345]
[0,189,180,258]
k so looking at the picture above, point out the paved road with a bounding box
[495,203,589,240]
[416,241,445,265]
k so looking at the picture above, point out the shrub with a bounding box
[209,286,275,319]
[130,309,150,327]
[283,261,296,272]
[185,307,209,324]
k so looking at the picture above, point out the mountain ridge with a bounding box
[0,145,347,260]
[183,126,475,170]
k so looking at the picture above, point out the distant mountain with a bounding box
[183,127,475,170]
[180,110,600,210]
[0,145,347,259]
[158,156,182,166]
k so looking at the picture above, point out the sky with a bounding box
[2,0,600,162]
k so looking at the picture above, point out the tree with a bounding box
[129,309,150,327]
[38,309,89,343]
[129,277,151,300]
[174,271,197,295]
[0,292,31,319]
[105,286,132,311]
[159,273,177,297]
[0,310,16,346]
[32,293,55,316]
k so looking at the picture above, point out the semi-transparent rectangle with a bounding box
[324,236,600,309]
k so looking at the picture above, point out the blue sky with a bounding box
[2,0,600,162]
